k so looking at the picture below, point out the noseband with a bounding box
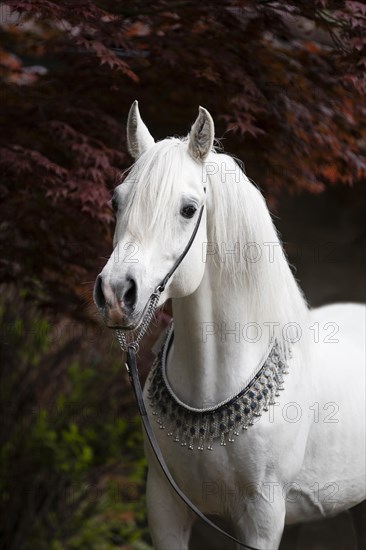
[114,195,266,550]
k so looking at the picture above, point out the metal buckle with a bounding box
[154,283,164,294]
[128,342,139,353]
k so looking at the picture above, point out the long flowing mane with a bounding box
[205,150,309,343]
[121,138,309,353]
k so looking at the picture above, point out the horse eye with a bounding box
[181,204,197,219]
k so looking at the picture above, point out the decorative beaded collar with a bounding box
[147,322,290,451]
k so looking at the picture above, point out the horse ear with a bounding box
[127,100,155,160]
[188,106,215,161]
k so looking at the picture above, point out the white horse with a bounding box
[94,101,365,549]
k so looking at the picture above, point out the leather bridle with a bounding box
[114,196,266,550]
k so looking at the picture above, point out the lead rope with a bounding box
[115,319,267,550]
[119,342,265,550]
[113,201,267,550]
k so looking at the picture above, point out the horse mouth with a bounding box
[103,311,143,332]
[105,322,136,331]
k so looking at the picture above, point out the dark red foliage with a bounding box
[0,0,365,316]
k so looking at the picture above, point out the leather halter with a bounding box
[115,196,265,550]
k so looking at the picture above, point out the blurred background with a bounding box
[0,1,365,549]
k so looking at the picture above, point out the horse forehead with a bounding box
[117,164,203,198]
[180,177,205,198]
[180,157,204,185]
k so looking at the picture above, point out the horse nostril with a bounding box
[123,277,137,310]
[93,275,106,310]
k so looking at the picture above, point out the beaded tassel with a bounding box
[148,334,290,451]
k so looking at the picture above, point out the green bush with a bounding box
[0,291,152,549]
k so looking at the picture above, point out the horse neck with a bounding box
[166,157,309,407]
[168,261,272,408]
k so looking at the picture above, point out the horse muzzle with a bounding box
[93,273,140,329]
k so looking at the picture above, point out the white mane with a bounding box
[205,150,309,343]
[121,138,309,351]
